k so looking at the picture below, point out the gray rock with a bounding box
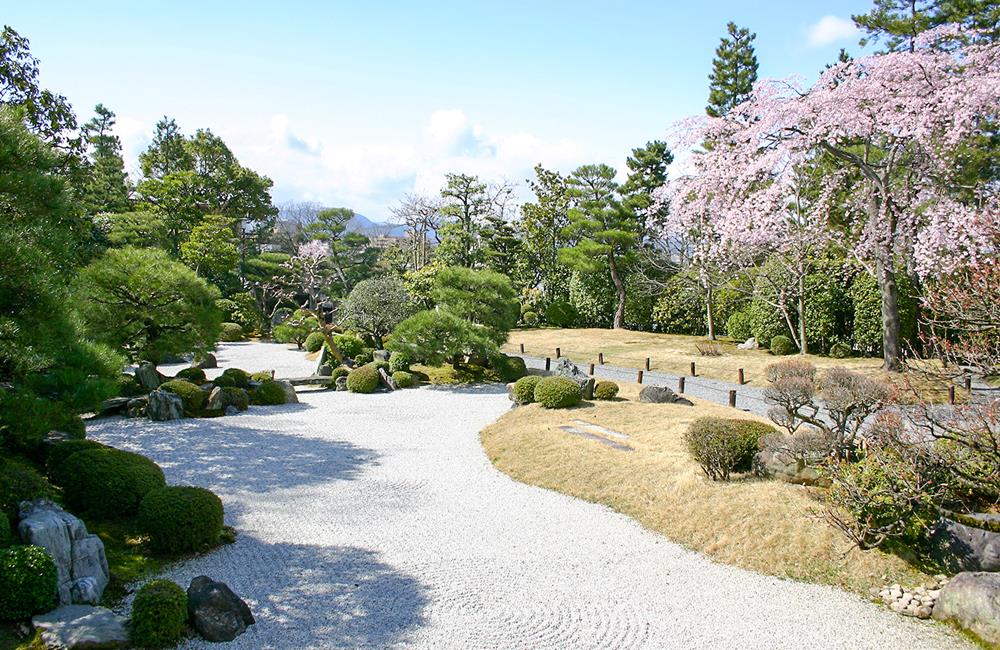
[553,359,594,399]
[134,362,163,391]
[187,576,255,642]
[32,605,127,649]
[276,380,299,404]
[737,337,758,350]
[753,429,832,487]
[932,572,1000,644]
[125,397,148,419]
[196,353,218,369]
[206,387,226,411]
[378,368,398,391]
[225,405,239,416]
[373,349,390,362]
[318,363,333,376]
[638,385,694,406]
[929,515,1000,572]
[146,389,184,421]
[18,500,109,606]
[98,397,130,416]
[335,376,348,391]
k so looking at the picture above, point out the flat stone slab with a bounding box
[32,605,127,649]
[570,419,630,441]
[558,425,633,451]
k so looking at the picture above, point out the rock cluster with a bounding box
[553,359,594,399]
[875,575,949,619]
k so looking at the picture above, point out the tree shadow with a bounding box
[88,413,379,494]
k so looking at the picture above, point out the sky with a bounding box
[7,1,874,221]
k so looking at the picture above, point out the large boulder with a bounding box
[929,514,1000,573]
[97,397,130,417]
[932,572,1000,644]
[638,385,694,406]
[32,605,127,649]
[753,429,832,487]
[553,359,594,399]
[146,389,184,421]
[126,397,148,418]
[276,380,299,404]
[196,353,218,369]
[18,500,110,606]
[134,362,163,391]
[737,337,758,350]
[187,576,255,642]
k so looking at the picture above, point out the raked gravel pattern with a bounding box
[87,343,970,649]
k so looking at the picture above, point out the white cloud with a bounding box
[806,15,858,47]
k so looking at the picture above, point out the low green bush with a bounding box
[684,417,774,481]
[159,379,205,414]
[46,439,108,484]
[304,331,326,353]
[117,372,145,397]
[593,381,620,400]
[0,458,51,518]
[332,367,350,380]
[129,579,188,648]
[347,365,380,393]
[392,371,416,388]
[59,448,166,519]
[138,486,224,554]
[829,341,853,359]
[726,310,754,342]
[356,347,375,365]
[251,380,286,406]
[331,333,365,359]
[0,512,12,548]
[220,368,251,388]
[544,300,577,327]
[220,322,244,342]
[0,545,57,620]
[212,373,235,388]
[174,367,206,385]
[250,370,273,382]
[522,310,539,326]
[494,355,527,382]
[769,335,796,356]
[221,387,249,411]
[388,351,412,374]
[534,376,582,409]
[512,376,542,404]
[373,359,390,374]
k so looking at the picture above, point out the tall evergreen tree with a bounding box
[139,117,191,179]
[705,22,758,118]
[520,165,572,301]
[854,0,999,51]
[438,173,489,268]
[81,104,131,214]
[621,140,674,238]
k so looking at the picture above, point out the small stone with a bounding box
[187,576,255,642]
[32,605,127,649]
[914,605,933,619]
[335,376,348,391]
[318,364,333,376]
[197,353,218,369]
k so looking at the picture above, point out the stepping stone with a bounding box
[570,419,630,441]
[558,425,633,451]
[32,605,127,649]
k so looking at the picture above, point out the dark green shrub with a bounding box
[493,355,527,382]
[220,322,244,342]
[174,367,206,385]
[726,310,753,342]
[769,335,796,356]
[0,458,51,518]
[0,392,83,452]
[250,370,273,382]
[829,342,853,359]
[220,368,250,388]
[373,360,390,374]
[331,333,365,360]
[46,439,108,484]
[569,270,614,328]
[388,351,412,374]
[512,376,542,404]
[0,512,12,548]
[357,347,375,365]
[304,331,325,353]
[685,417,773,481]
[593,381,620,400]
[117,373,146,397]
[221,387,249,411]
[251,380,286,406]
[651,275,705,335]
[130,579,188,648]
[347,365,380,393]
[159,379,205,414]
[59,448,166,519]
[544,300,577,328]
[212,373,236,388]
[138,486,224,554]
[748,300,786,345]
[392,371,416,388]
[534,376,582,409]
[332,367,350,380]
[0,545,57,620]
[522,310,539,326]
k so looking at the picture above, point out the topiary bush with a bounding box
[129,579,188,648]
[138,486,224,554]
[59,448,166,519]
[0,458,51,518]
[593,381,620,400]
[388,351,412,374]
[159,379,205,414]
[331,333,365,360]
[769,335,796,356]
[356,347,375,365]
[304,331,325,353]
[251,380,286,406]
[684,417,773,481]
[534,376,582,409]
[544,300,577,328]
[347,364,380,393]
[726,310,754,342]
[221,387,249,411]
[332,367,350,380]
[220,368,250,388]
[212,373,235,388]
[220,322,244,342]
[174,367,206,385]
[493,355,527,382]
[829,341,853,359]
[392,371,416,388]
[512,376,541,404]
[46,439,108,484]
[0,545,57,620]
[522,310,539,326]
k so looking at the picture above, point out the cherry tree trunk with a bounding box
[877,259,903,371]
[797,275,808,355]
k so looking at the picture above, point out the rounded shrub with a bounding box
[347,364,380,393]
[725,310,754,342]
[330,333,365,360]
[251,380,286,406]
[494,355,527,382]
[46,439,108,484]
[130,579,188,648]
[829,341,853,359]
[332,366,350,380]
[250,370,273,382]
[221,387,249,412]
[769,335,796,356]
[593,381,620,400]
[522,310,539,326]
[59,448,166,519]
[220,322,244,342]
[138,486,224,554]
[392,371,416,388]
[174,367,206,385]
[212,373,235,388]
[684,417,774,481]
[0,545,57,620]
[512,375,542,404]
[356,347,375,365]
[534,376,582,409]
[304,331,325,353]
[220,368,251,388]
[544,300,577,327]
[373,359,390,374]
[0,458,51,518]
[159,379,205,414]
[388,351,412,374]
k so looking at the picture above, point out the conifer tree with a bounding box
[706,23,758,118]
[81,104,131,214]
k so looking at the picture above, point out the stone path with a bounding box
[86,343,970,649]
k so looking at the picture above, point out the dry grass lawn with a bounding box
[480,382,932,596]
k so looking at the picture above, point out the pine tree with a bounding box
[853,0,999,51]
[706,23,758,118]
[81,104,131,214]
[139,117,191,179]
[621,140,674,238]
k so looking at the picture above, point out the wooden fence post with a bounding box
[965,376,972,392]
[645,357,651,371]
[729,390,737,408]
[737,368,745,385]
[555,347,561,359]
[588,363,595,376]
[948,385,956,405]
[678,377,685,393]
[598,352,604,365]
[690,362,696,376]
[519,343,524,354]
[545,357,551,371]
[637,370,644,384]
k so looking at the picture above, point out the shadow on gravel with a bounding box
[422,383,509,396]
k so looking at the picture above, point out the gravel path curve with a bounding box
[88,343,969,649]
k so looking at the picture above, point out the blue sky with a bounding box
[8,1,873,220]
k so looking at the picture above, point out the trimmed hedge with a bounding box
[304,331,325,353]
[769,335,796,356]
[388,351,412,374]
[494,355,527,382]
[220,368,251,389]
[0,458,51,518]
[512,376,542,404]
[593,381,620,400]
[0,545,57,620]
[46,439,108,484]
[221,387,250,412]
[347,364,379,393]
[59,448,166,519]
[159,379,205,414]
[684,417,775,481]
[544,300,577,327]
[252,380,286,406]
[250,370,273,382]
[522,310,539,326]
[331,333,365,359]
[220,322,245,342]
[130,579,188,648]
[829,341,853,359]
[332,367,350,380]
[534,376,582,409]
[138,486,224,554]
[174,367,206,385]
[392,371,416,388]
[212,373,236,388]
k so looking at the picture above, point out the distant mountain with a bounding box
[346,213,409,238]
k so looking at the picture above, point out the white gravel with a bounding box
[89,343,970,649]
